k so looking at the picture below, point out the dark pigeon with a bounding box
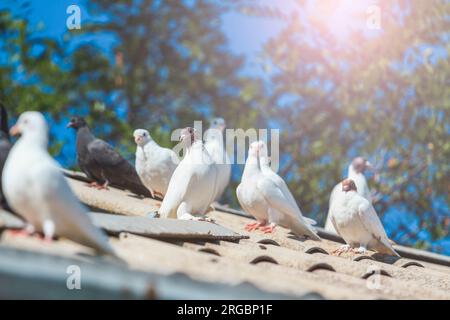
[67,116,151,197]
[0,103,12,208]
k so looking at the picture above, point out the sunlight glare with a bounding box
[307,0,373,41]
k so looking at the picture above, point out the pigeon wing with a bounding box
[257,177,320,240]
[357,201,399,256]
[325,183,340,232]
[267,171,316,224]
[159,162,193,219]
[88,139,149,195]
[88,139,127,167]
[33,159,115,256]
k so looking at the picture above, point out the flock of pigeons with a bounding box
[0,105,399,258]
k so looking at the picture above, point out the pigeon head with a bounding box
[248,141,260,157]
[257,140,268,157]
[210,117,226,132]
[67,116,87,130]
[10,111,48,139]
[133,129,151,146]
[180,127,198,145]
[342,179,357,192]
[351,156,373,174]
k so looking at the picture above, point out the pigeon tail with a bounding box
[288,216,321,241]
[374,238,400,257]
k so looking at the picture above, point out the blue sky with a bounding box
[2,0,287,71]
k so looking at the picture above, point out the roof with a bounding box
[0,170,449,300]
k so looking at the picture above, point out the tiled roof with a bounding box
[0,171,449,300]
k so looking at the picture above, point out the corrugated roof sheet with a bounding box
[0,172,448,300]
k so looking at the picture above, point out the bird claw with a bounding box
[356,246,368,255]
[333,244,352,256]
[245,222,262,232]
[260,225,276,234]
[87,182,109,190]
[97,183,109,190]
[179,213,214,223]
[195,216,215,223]
[9,229,32,237]
[42,234,54,243]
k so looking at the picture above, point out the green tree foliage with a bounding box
[69,0,262,149]
[0,0,262,203]
[245,0,449,251]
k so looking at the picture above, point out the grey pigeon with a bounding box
[67,116,150,197]
[0,103,12,209]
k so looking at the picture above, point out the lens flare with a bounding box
[307,0,372,41]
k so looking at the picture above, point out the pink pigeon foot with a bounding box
[260,224,276,234]
[9,229,32,237]
[87,181,109,190]
[33,233,54,243]
[245,222,264,232]
[333,244,352,256]
[87,182,99,188]
[43,234,54,243]
[97,182,109,190]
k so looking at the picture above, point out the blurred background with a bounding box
[0,0,448,254]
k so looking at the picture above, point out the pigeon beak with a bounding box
[66,122,74,128]
[180,134,188,142]
[9,124,20,137]
[219,124,226,132]
[365,161,375,172]
[134,136,142,144]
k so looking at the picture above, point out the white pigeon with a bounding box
[325,157,373,233]
[237,141,320,240]
[134,129,178,199]
[236,141,270,230]
[2,111,115,256]
[257,141,319,229]
[329,179,399,256]
[159,127,218,221]
[204,117,231,202]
